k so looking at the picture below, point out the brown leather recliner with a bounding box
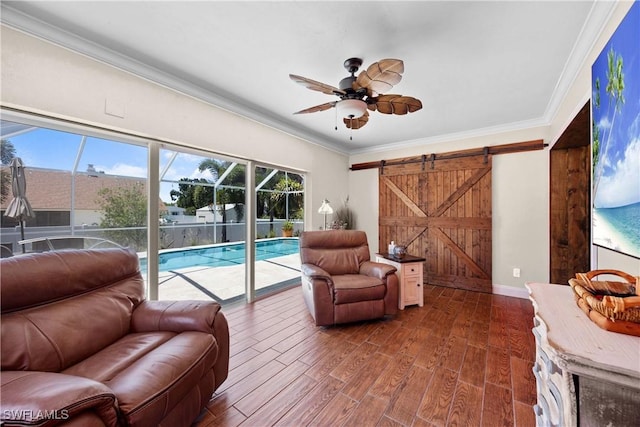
[300,230,399,326]
[0,248,229,427]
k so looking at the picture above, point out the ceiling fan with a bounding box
[290,58,422,134]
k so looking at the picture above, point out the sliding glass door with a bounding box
[1,116,304,305]
[0,119,148,254]
[253,166,303,297]
[156,147,247,304]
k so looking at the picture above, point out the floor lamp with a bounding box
[318,199,333,230]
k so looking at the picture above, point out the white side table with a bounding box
[375,253,425,309]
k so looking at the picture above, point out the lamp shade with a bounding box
[337,99,367,118]
[318,199,333,214]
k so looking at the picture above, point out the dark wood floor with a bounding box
[196,284,537,427]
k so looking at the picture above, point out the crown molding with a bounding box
[1,2,618,158]
[542,0,618,125]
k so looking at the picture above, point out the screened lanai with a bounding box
[0,118,304,304]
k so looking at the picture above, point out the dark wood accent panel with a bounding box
[554,102,591,150]
[550,102,591,284]
[351,139,545,171]
[379,155,492,293]
[197,285,536,426]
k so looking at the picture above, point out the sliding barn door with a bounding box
[379,155,492,293]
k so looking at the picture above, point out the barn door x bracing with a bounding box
[379,154,492,293]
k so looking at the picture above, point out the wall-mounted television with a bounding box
[591,1,640,260]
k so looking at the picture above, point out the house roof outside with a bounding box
[0,166,162,212]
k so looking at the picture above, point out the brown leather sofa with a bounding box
[0,248,229,427]
[300,230,399,326]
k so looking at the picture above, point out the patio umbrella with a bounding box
[4,157,34,253]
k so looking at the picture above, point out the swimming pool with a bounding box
[141,238,299,272]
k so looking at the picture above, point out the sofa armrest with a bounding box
[0,371,118,426]
[359,261,396,280]
[301,263,333,284]
[131,300,223,335]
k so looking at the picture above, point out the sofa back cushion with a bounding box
[1,248,145,372]
[299,230,371,275]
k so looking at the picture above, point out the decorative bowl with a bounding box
[393,245,407,258]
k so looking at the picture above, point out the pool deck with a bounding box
[157,253,301,303]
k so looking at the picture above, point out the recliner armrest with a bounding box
[131,300,230,389]
[0,371,118,426]
[301,263,333,283]
[359,261,396,280]
[131,300,223,335]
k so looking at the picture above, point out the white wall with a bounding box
[349,127,551,292]
[349,0,639,293]
[0,26,349,231]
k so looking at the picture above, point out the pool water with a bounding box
[141,238,299,272]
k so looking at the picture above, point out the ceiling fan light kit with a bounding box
[290,57,422,136]
[337,99,367,119]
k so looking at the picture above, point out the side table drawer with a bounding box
[401,264,421,276]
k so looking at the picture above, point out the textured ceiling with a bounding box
[1,1,610,154]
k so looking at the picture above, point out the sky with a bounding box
[591,1,640,209]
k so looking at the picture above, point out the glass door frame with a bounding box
[1,109,307,304]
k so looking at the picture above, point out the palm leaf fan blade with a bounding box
[343,111,369,129]
[356,59,404,94]
[293,101,337,114]
[289,74,345,96]
[373,94,401,114]
[404,97,423,113]
[374,95,422,115]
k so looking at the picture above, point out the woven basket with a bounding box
[569,269,640,336]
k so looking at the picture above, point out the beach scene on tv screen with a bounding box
[591,2,640,259]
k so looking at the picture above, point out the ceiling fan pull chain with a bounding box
[349,118,353,140]
[335,107,338,131]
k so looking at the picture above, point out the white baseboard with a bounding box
[492,283,529,299]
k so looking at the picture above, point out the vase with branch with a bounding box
[331,197,355,230]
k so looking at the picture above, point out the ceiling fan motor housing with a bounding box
[339,76,357,92]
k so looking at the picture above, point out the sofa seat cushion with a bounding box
[63,331,218,427]
[333,274,385,304]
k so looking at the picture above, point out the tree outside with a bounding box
[198,159,245,242]
[170,178,212,215]
[1,139,16,203]
[256,169,304,235]
[270,176,303,219]
[167,162,305,241]
[97,182,147,250]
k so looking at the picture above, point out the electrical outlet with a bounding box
[513,268,521,278]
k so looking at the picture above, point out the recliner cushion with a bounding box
[1,248,144,372]
[63,331,218,427]
[299,230,371,275]
[332,274,386,304]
